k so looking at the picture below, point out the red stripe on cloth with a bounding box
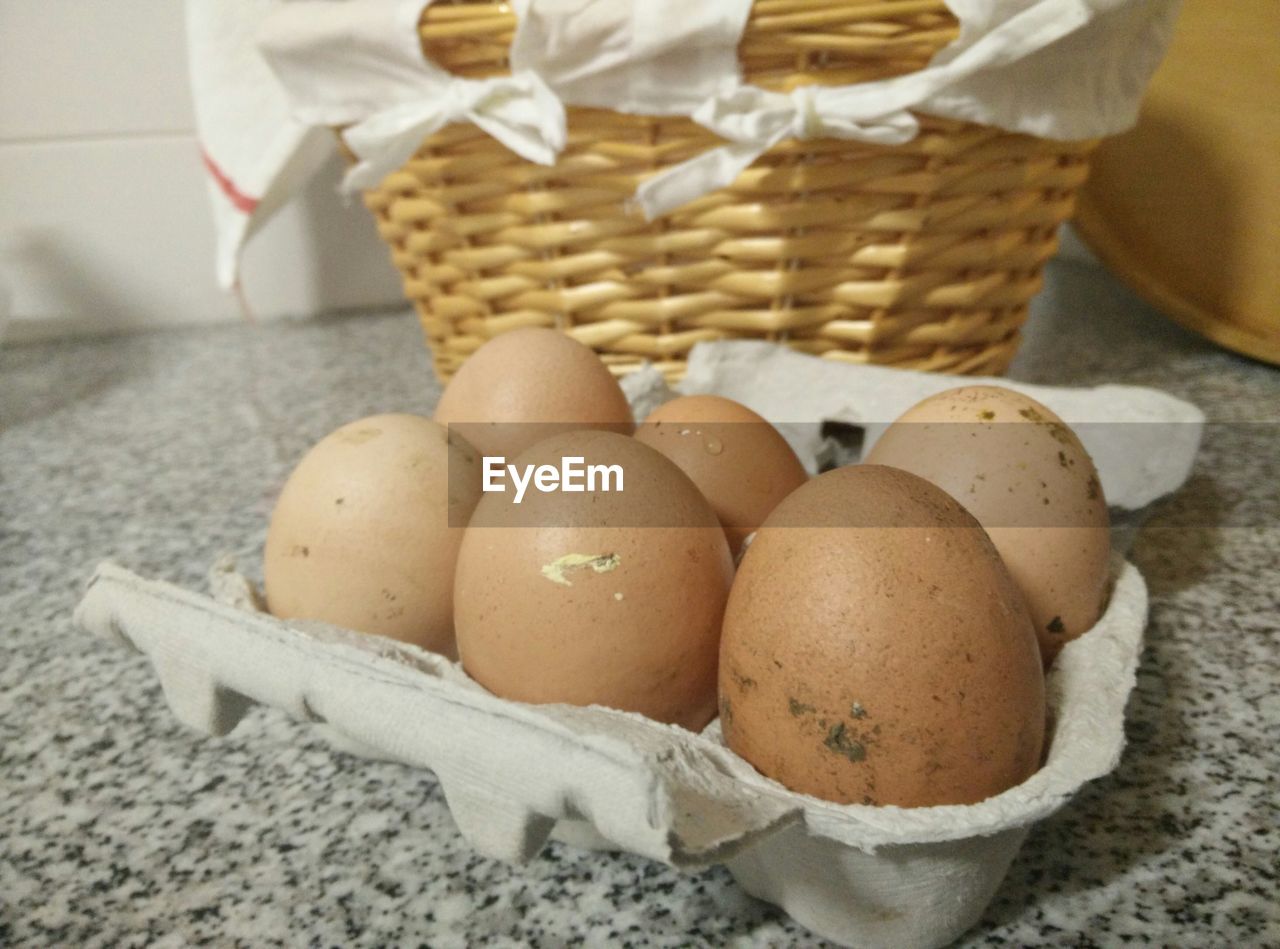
[200,147,260,214]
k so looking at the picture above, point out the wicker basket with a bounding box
[361,0,1096,381]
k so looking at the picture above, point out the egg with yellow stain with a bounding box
[454,430,733,730]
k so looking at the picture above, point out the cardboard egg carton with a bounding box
[75,343,1203,948]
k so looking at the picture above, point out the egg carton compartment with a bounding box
[78,555,1145,948]
[75,347,1203,948]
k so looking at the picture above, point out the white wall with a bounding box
[0,0,405,342]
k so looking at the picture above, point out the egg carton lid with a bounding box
[623,340,1205,510]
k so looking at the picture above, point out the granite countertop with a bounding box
[2,257,1277,947]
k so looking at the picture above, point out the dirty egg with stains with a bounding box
[720,465,1045,808]
[635,395,809,556]
[864,385,1111,665]
[454,431,734,730]
[264,414,482,657]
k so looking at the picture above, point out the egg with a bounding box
[264,414,482,656]
[864,385,1110,664]
[720,464,1045,808]
[433,328,634,462]
[634,395,808,555]
[454,430,734,730]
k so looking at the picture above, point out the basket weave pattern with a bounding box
[363,0,1095,380]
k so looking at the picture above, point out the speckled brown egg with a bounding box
[720,464,1045,808]
[864,385,1111,665]
[433,328,633,461]
[634,395,808,555]
[264,414,482,657]
[454,430,734,730]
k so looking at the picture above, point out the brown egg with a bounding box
[433,328,633,462]
[720,464,1045,808]
[264,414,482,657]
[864,385,1111,665]
[634,395,809,555]
[454,430,734,730]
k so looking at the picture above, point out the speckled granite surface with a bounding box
[2,258,1278,947]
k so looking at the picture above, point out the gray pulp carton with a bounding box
[75,342,1202,948]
